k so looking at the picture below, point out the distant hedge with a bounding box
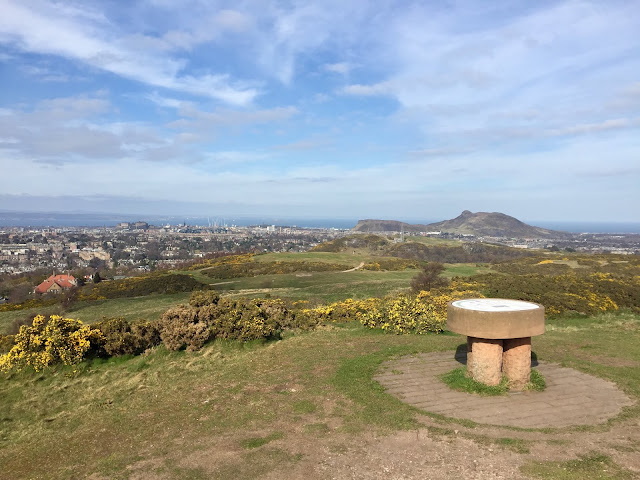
[386,242,534,263]
[78,273,209,301]
[311,234,388,252]
[201,260,351,279]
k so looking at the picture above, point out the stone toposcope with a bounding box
[447,299,545,390]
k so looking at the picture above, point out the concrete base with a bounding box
[466,336,532,390]
[503,337,532,390]
[468,337,503,386]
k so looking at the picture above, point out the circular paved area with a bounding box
[374,352,635,429]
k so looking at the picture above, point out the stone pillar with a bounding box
[469,338,503,386]
[466,337,475,378]
[502,337,531,390]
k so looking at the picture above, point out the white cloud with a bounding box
[0,1,259,105]
[324,62,352,75]
[272,138,331,151]
[205,150,269,164]
[169,105,299,130]
[340,82,393,96]
[547,118,632,137]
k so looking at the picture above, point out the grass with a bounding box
[0,292,191,334]
[1,307,639,478]
[521,452,633,479]
[0,305,63,335]
[186,254,485,304]
[0,323,459,479]
[442,263,490,277]
[254,251,381,266]
[240,432,284,449]
[203,269,417,303]
[529,369,546,391]
[441,367,510,395]
[440,366,546,395]
[66,292,191,324]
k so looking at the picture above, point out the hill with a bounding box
[352,219,428,233]
[354,211,568,238]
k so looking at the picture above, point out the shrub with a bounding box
[78,273,208,302]
[209,299,278,341]
[159,291,301,351]
[9,314,38,335]
[0,315,104,372]
[298,298,380,324]
[410,262,448,293]
[358,295,444,334]
[188,290,220,307]
[0,297,58,312]
[0,334,15,354]
[94,317,161,356]
[160,305,211,352]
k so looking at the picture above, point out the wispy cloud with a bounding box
[324,62,352,75]
[0,1,259,105]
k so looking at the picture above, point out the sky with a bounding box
[1,0,639,224]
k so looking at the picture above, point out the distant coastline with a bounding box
[0,211,639,234]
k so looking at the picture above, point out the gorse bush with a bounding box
[78,273,208,301]
[160,305,212,352]
[0,334,15,354]
[472,272,629,315]
[296,282,483,335]
[0,315,104,372]
[358,295,444,334]
[0,297,58,312]
[94,317,161,356]
[159,292,301,351]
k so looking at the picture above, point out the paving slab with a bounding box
[374,352,635,428]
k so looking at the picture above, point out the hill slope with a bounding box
[354,211,567,238]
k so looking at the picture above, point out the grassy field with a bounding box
[66,292,192,325]
[205,270,417,302]
[254,251,380,265]
[1,311,639,479]
[187,255,487,304]
[0,293,192,334]
[0,305,63,335]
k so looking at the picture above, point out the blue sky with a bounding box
[1,0,639,223]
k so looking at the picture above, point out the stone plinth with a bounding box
[447,299,545,390]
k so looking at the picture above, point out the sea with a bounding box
[0,211,639,234]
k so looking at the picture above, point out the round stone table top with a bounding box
[447,298,545,339]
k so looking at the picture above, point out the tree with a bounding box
[93,272,102,283]
[410,262,448,293]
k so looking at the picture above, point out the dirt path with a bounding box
[172,354,640,479]
[169,412,640,480]
[342,262,365,272]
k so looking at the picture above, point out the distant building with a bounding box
[34,273,77,294]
